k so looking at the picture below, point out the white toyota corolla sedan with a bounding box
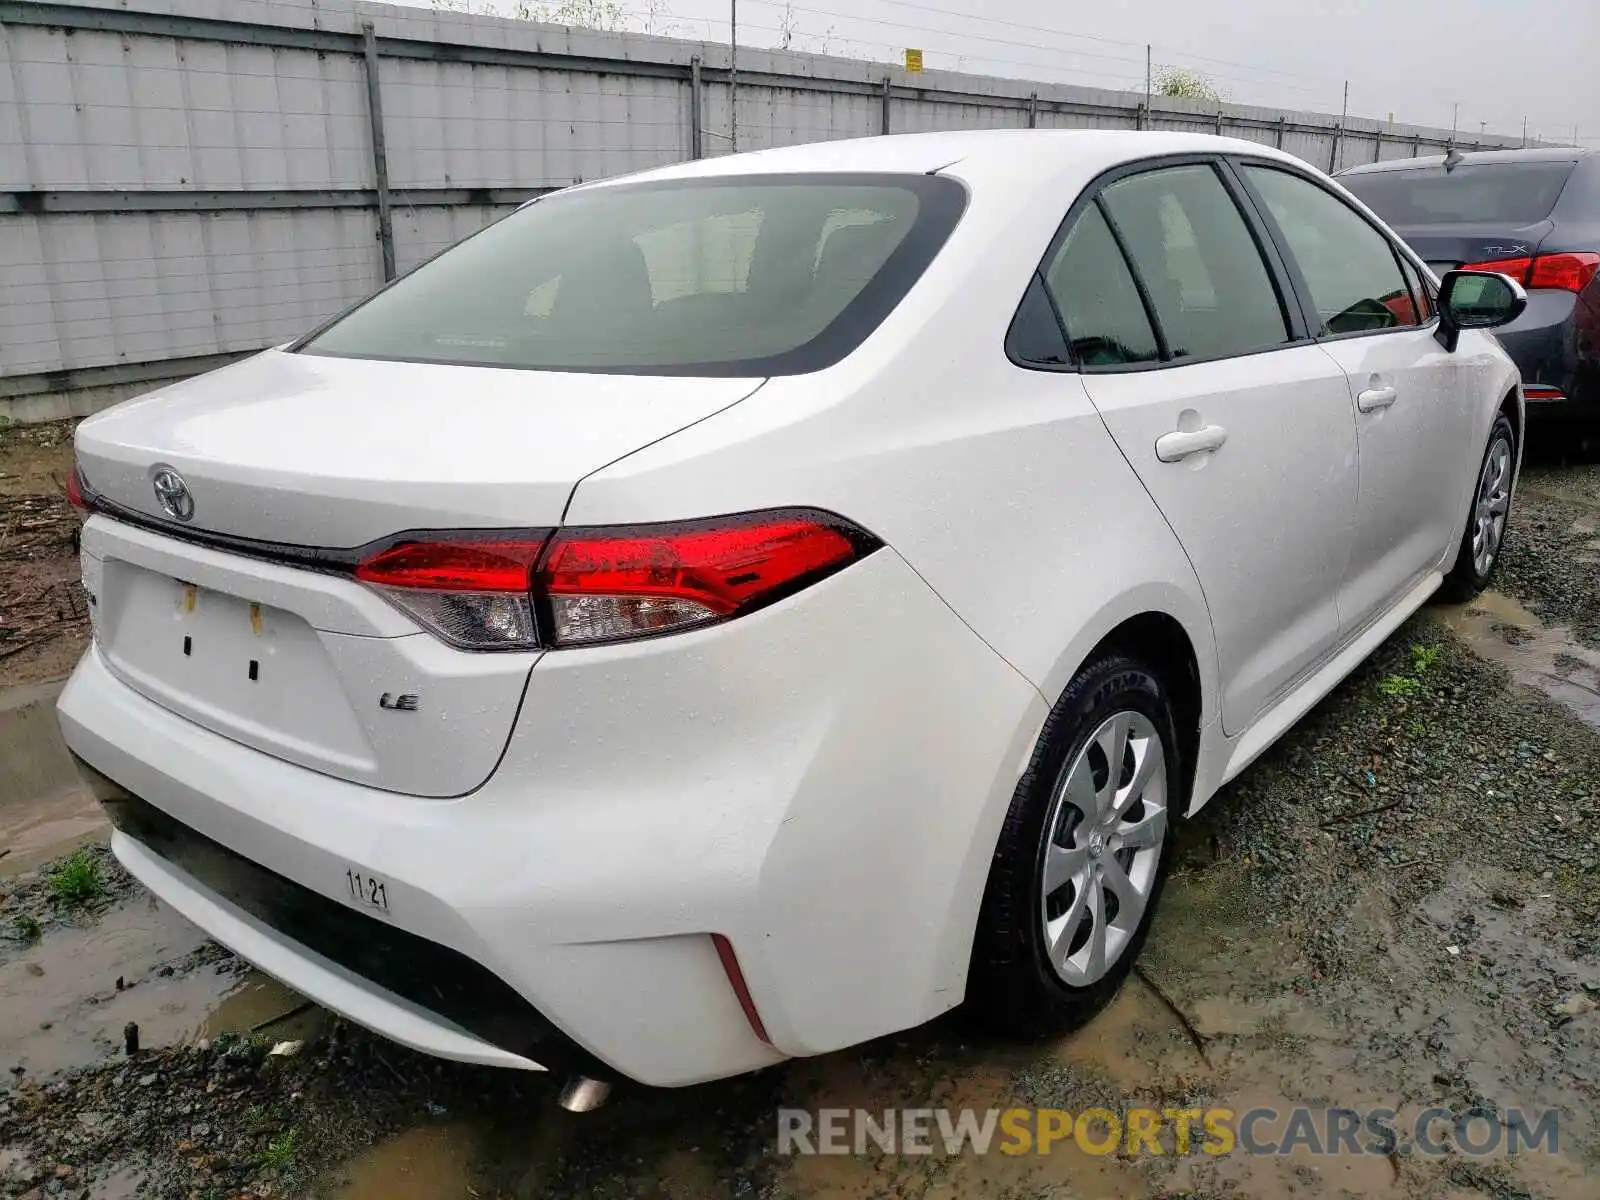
[59,130,1525,1090]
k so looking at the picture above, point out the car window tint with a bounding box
[1340,161,1576,225]
[1042,203,1160,366]
[1245,166,1421,336]
[1098,164,1289,361]
[300,175,965,376]
[1396,254,1434,322]
[1007,273,1073,365]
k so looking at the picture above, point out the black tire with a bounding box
[966,651,1181,1035]
[1439,412,1516,603]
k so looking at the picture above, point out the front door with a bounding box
[1238,163,1477,628]
[1040,160,1359,734]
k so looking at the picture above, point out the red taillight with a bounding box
[65,465,89,512]
[352,510,878,651]
[1459,256,1531,283]
[1459,252,1600,293]
[1528,252,1600,293]
[355,537,549,591]
[535,508,876,647]
[355,534,550,651]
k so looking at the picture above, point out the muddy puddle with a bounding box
[1439,589,1600,730]
[328,1124,480,1199]
[0,894,315,1079]
[0,785,104,879]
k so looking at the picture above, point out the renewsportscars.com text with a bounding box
[777,1106,1560,1158]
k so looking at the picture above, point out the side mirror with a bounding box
[1435,269,1527,352]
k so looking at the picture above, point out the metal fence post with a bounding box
[1135,102,1146,131]
[881,77,892,135]
[689,56,704,158]
[1372,129,1383,163]
[360,22,396,282]
[1275,116,1286,148]
[1214,107,1224,135]
[1411,134,1421,158]
[1027,91,1038,129]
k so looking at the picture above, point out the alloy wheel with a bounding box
[1038,710,1168,987]
[1472,435,1513,577]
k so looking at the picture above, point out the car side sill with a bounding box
[1217,570,1442,790]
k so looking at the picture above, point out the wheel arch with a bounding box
[1031,586,1216,823]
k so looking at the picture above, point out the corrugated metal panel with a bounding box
[3,25,370,190]
[1228,125,1282,150]
[1281,128,1334,169]
[1037,108,1136,131]
[391,202,512,275]
[1150,115,1221,137]
[0,210,378,374]
[894,98,1026,135]
[0,22,27,185]
[0,0,1540,393]
[380,58,688,188]
[699,83,878,156]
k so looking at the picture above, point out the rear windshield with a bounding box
[1341,161,1577,226]
[299,173,966,376]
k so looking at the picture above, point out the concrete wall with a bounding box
[0,0,1536,422]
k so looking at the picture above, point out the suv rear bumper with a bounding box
[58,549,1046,1085]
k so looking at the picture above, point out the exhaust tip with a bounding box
[557,1076,612,1113]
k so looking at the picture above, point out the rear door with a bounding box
[1238,162,1476,629]
[1045,158,1358,734]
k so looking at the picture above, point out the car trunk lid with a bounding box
[75,351,763,796]
[76,350,763,545]
[1384,220,1556,276]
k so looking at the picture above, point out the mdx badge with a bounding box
[379,692,420,711]
[151,466,195,523]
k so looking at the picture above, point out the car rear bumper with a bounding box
[1495,289,1598,411]
[58,548,1046,1086]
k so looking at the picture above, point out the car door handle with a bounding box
[1356,384,1398,412]
[1155,424,1228,462]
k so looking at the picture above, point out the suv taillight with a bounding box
[1460,252,1600,293]
[354,509,880,651]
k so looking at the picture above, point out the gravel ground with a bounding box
[1501,458,1600,652]
[2,452,1598,1199]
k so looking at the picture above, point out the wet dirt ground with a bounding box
[2,437,1598,1199]
[0,421,89,688]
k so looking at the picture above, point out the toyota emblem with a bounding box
[151,467,195,523]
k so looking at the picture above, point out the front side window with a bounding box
[1245,166,1420,336]
[1396,253,1435,324]
[1098,164,1290,361]
[300,174,966,376]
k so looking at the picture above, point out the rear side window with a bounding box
[1098,164,1289,361]
[1246,166,1420,335]
[1042,204,1160,366]
[1340,161,1577,225]
[300,174,966,377]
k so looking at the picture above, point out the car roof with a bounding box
[570,129,1314,191]
[1340,145,1592,177]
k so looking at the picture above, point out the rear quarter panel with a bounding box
[563,155,1218,723]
